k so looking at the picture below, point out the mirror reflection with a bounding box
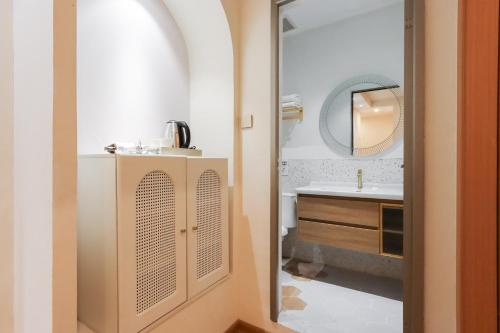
[352,86,401,155]
[320,76,403,157]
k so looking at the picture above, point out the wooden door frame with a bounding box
[0,0,14,331]
[269,1,426,331]
[270,0,280,322]
[403,0,425,332]
[457,0,499,332]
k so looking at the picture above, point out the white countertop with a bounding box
[295,181,403,201]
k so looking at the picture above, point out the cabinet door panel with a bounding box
[116,155,187,333]
[298,195,379,228]
[187,158,229,298]
[298,220,380,254]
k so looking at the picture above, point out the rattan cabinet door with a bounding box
[186,158,229,298]
[116,155,187,333]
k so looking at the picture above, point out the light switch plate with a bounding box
[241,114,253,129]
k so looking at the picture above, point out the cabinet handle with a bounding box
[192,226,198,231]
[180,229,187,233]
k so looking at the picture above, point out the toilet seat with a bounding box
[281,192,297,237]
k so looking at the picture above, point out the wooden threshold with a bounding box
[225,320,269,333]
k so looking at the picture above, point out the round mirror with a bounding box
[319,75,404,157]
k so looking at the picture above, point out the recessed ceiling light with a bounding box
[374,108,380,112]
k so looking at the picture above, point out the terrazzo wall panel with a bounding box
[281,158,404,193]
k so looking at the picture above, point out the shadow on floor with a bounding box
[283,259,403,301]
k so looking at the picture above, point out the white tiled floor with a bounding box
[278,267,403,333]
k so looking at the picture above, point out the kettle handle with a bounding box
[177,121,191,148]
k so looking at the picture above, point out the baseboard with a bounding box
[225,320,269,333]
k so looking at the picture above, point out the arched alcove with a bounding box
[77,0,234,184]
[75,2,237,330]
[78,0,190,153]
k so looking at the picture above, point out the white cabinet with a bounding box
[77,154,229,333]
[116,155,187,333]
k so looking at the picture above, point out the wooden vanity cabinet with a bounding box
[298,220,380,254]
[297,194,403,258]
[297,196,379,228]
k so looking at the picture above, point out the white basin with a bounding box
[295,181,403,201]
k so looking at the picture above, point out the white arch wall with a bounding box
[77,0,190,155]
[163,0,235,185]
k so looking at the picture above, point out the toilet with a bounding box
[281,192,297,237]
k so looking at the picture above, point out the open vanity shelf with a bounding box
[380,204,404,257]
[297,194,403,259]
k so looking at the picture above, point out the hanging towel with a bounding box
[282,101,302,109]
[281,94,301,104]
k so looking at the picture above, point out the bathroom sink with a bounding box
[295,181,403,200]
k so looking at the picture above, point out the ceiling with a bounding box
[281,0,403,35]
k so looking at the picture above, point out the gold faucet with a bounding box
[357,169,363,191]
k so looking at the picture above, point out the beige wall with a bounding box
[147,280,238,333]
[0,0,14,331]
[235,0,273,326]
[231,1,292,332]
[53,0,78,331]
[424,0,458,332]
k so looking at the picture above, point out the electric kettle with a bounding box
[163,120,191,149]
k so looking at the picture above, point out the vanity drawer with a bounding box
[297,195,379,228]
[298,220,379,254]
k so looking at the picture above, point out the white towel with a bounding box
[282,94,301,103]
[282,101,302,109]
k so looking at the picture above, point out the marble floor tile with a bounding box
[278,266,403,333]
